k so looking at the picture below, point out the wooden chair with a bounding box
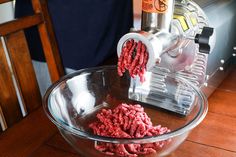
[0,0,65,156]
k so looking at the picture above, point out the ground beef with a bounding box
[89,103,170,156]
[117,40,149,82]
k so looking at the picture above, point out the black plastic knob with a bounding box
[195,27,214,54]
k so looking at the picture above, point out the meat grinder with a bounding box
[117,0,215,115]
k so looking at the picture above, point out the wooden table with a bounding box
[1,69,236,157]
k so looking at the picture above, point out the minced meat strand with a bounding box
[117,40,149,82]
[89,103,170,156]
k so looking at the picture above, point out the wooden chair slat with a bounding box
[0,13,43,36]
[0,40,23,127]
[4,30,42,113]
[0,0,12,4]
[32,0,65,82]
[0,0,64,130]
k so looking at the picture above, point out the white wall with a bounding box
[0,2,14,23]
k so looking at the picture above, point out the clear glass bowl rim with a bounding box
[43,65,208,144]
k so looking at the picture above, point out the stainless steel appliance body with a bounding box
[117,0,235,115]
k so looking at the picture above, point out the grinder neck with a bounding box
[141,0,175,33]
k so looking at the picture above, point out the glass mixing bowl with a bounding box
[43,66,208,157]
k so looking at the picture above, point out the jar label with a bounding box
[142,0,168,13]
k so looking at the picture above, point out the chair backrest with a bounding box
[0,0,65,131]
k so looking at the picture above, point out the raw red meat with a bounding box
[89,103,170,156]
[117,40,149,82]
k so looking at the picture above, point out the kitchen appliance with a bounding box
[117,0,216,115]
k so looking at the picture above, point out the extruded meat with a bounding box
[117,40,149,82]
[89,103,170,156]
